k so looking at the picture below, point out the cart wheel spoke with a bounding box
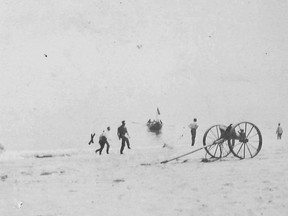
[236,142,244,155]
[207,135,217,141]
[246,143,253,158]
[248,133,259,139]
[210,129,218,140]
[245,122,247,134]
[213,144,219,157]
[216,126,220,139]
[246,143,258,151]
[246,125,254,138]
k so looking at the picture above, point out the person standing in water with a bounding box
[95,126,111,155]
[117,120,131,154]
[188,118,198,146]
[276,123,283,140]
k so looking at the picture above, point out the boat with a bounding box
[147,119,163,132]
[147,108,163,132]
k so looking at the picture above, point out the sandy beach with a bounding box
[1,133,287,216]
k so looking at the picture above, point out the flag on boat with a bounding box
[157,107,160,115]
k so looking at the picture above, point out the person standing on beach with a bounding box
[117,120,131,154]
[276,123,283,140]
[188,118,198,146]
[95,126,111,155]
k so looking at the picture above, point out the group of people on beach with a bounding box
[89,120,131,155]
[89,118,199,155]
[89,119,284,155]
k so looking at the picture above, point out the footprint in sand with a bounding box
[21,171,32,176]
[40,170,65,176]
[40,171,57,176]
[41,172,52,176]
[256,196,264,204]
[263,187,274,191]
[17,201,23,208]
[113,179,125,183]
[223,183,234,187]
[200,203,208,209]
[1,174,8,181]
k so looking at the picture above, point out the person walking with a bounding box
[188,118,198,146]
[95,126,111,155]
[276,123,283,140]
[117,120,131,154]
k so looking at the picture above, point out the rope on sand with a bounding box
[160,142,217,164]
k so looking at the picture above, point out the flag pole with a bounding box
[156,107,160,120]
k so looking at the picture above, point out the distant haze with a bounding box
[1,0,287,150]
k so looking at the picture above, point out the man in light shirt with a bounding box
[188,118,198,146]
[95,126,111,155]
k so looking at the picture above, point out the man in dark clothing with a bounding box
[95,127,110,155]
[276,123,283,140]
[117,120,131,154]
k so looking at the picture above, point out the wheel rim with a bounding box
[228,122,262,159]
[203,125,231,158]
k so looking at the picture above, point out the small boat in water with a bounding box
[147,119,163,132]
[147,108,163,132]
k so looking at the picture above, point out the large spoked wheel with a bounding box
[203,124,231,159]
[228,122,262,159]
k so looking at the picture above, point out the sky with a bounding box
[0,0,287,150]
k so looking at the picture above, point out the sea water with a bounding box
[0,1,287,151]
